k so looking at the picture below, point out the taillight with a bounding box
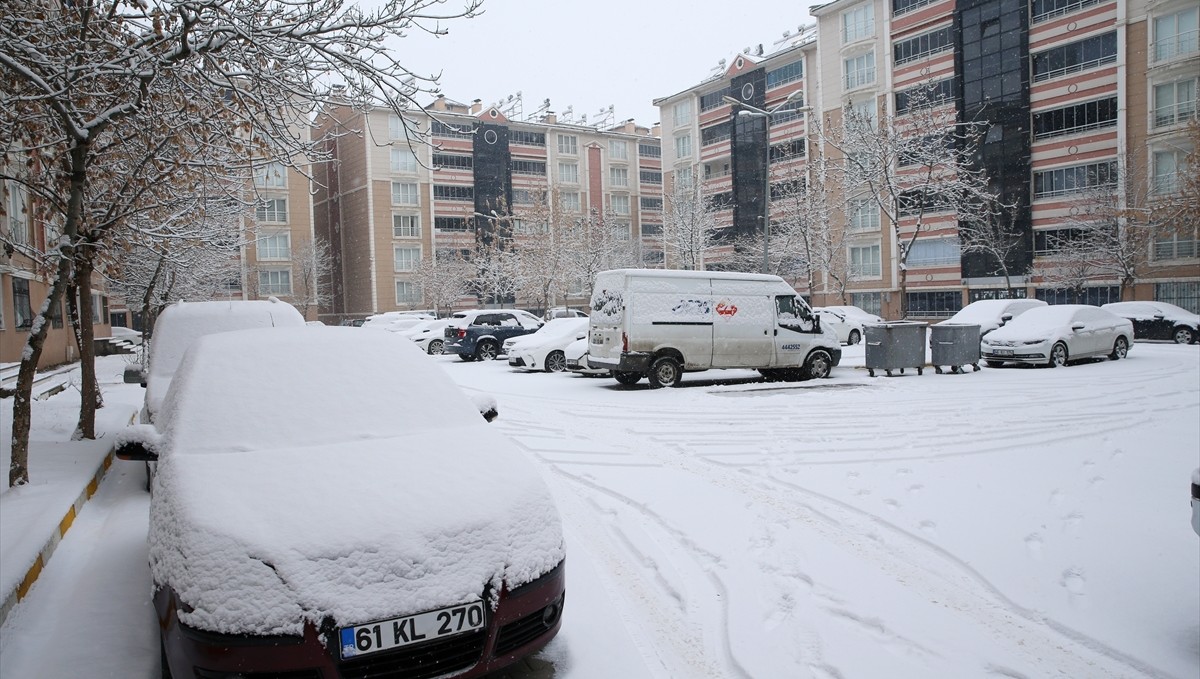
[622,332,628,352]
[456,328,467,339]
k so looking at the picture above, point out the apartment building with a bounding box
[312,96,662,322]
[657,0,1198,318]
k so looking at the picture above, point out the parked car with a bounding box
[444,309,544,361]
[361,311,435,333]
[564,337,609,376]
[980,304,1133,368]
[1191,467,1200,537]
[399,318,453,355]
[508,317,590,372]
[813,308,864,345]
[938,298,1047,337]
[1101,301,1199,344]
[818,305,884,325]
[115,326,565,678]
[544,307,589,320]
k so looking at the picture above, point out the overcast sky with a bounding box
[399,0,821,128]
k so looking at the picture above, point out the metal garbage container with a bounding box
[864,321,927,377]
[929,323,981,374]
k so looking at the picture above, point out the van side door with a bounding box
[711,294,774,368]
[772,295,818,367]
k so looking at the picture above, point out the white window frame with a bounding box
[848,197,880,232]
[391,182,419,205]
[394,246,421,272]
[610,166,629,187]
[1152,148,1187,194]
[610,194,631,215]
[674,134,693,160]
[395,280,421,305]
[389,114,406,140]
[560,192,581,212]
[258,269,292,296]
[255,198,288,223]
[673,100,694,127]
[907,237,960,267]
[850,243,882,278]
[610,140,628,160]
[1153,78,1197,127]
[391,147,418,173]
[557,134,578,155]
[258,233,290,260]
[4,180,30,246]
[558,162,579,184]
[393,214,420,238]
[844,52,876,90]
[1153,7,1199,62]
[849,98,876,127]
[842,3,875,43]
[253,161,287,189]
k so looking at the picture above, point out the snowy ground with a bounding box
[1,342,1198,678]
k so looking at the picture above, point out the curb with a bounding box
[0,451,115,628]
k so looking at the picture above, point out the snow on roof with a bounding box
[150,326,564,635]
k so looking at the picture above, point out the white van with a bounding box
[587,269,841,387]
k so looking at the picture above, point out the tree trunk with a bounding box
[73,255,100,439]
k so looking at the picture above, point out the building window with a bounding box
[642,224,663,236]
[906,291,961,317]
[1033,160,1118,197]
[1032,97,1119,139]
[1154,228,1198,260]
[638,142,662,158]
[258,233,290,260]
[848,98,876,127]
[391,182,419,205]
[674,134,693,159]
[1034,227,1085,256]
[701,121,733,146]
[393,214,420,238]
[560,192,581,212]
[431,120,472,139]
[511,129,546,146]
[640,196,663,211]
[848,197,880,232]
[844,52,876,90]
[12,278,32,329]
[558,162,579,184]
[640,169,663,184]
[852,291,882,316]
[394,246,420,272]
[258,269,292,296]
[389,114,406,140]
[893,26,953,65]
[610,194,630,215]
[766,61,804,88]
[1156,282,1200,313]
[850,244,881,277]
[434,217,469,232]
[4,180,30,246]
[432,184,473,201]
[557,134,578,155]
[1154,79,1197,127]
[610,140,628,160]
[253,161,287,188]
[1036,286,1120,306]
[1032,32,1117,83]
[391,147,418,173]
[432,153,472,171]
[676,167,694,189]
[894,78,957,112]
[396,280,421,305]
[907,237,960,266]
[610,167,628,187]
[1153,7,1199,62]
[700,88,730,112]
[673,100,693,127]
[90,293,109,325]
[255,198,288,223]
[1153,149,1186,194]
[843,3,874,43]
[511,159,547,176]
[1031,0,1103,23]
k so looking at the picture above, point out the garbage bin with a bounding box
[929,323,981,374]
[864,322,927,377]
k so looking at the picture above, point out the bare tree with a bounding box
[817,84,1001,317]
[289,237,334,319]
[0,0,481,486]
[412,249,472,317]
[957,198,1025,294]
[566,208,639,301]
[510,187,574,314]
[1031,230,1105,303]
[661,168,722,271]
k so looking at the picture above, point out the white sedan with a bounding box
[399,318,452,355]
[507,317,590,372]
[981,304,1134,368]
[565,337,609,376]
[813,308,864,345]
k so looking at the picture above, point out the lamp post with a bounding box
[722,92,810,274]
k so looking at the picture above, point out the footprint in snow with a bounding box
[1024,533,1043,560]
[919,520,937,536]
[908,484,924,494]
[883,499,899,511]
[1061,568,1087,599]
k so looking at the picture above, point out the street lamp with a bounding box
[722,91,811,274]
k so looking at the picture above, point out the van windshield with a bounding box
[776,296,814,331]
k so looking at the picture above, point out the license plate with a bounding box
[994,349,1013,356]
[591,333,603,345]
[339,601,485,659]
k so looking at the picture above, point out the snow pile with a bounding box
[147,327,564,635]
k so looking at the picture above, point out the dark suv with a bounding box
[444,309,544,361]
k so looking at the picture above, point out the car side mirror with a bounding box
[999,313,1013,325]
[113,424,162,461]
[1071,323,1085,331]
[114,440,158,461]
[1153,314,1165,320]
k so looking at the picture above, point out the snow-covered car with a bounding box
[508,317,590,372]
[813,308,864,345]
[937,298,1047,337]
[565,337,609,376]
[818,305,884,325]
[980,304,1133,368]
[544,307,589,320]
[114,326,565,678]
[444,309,544,361]
[361,311,435,333]
[1101,301,1199,344]
[1192,468,1200,537]
[399,318,453,355]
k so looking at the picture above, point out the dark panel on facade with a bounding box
[729,67,768,241]
[956,0,1034,284]
[473,122,513,246]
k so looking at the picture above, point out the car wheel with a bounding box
[985,360,1005,368]
[648,356,683,388]
[613,371,642,386]
[803,350,833,380]
[427,339,443,355]
[847,329,861,345]
[1173,326,1196,345]
[459,353,475,362]
[1109,336,1128,360]
[1049,342,1068,368]
[545,350,567,373]
[476,341,499,361]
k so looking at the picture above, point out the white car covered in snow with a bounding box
[937,298,1047,337]
[980,304,1133,368]
[361,310,435,333]
[398,317,452,354]
[507,317,590,372]
[565,337,609,376]
[813,307,865,345]
[115,326,565,678]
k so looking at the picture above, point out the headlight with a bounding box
[1022,339,1046,345]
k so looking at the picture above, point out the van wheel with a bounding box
[613,371,642,386]
[648,356,683,388]
[803,350,833,380]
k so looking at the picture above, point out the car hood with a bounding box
[149,432,565,636]
[984,321,1063,343]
